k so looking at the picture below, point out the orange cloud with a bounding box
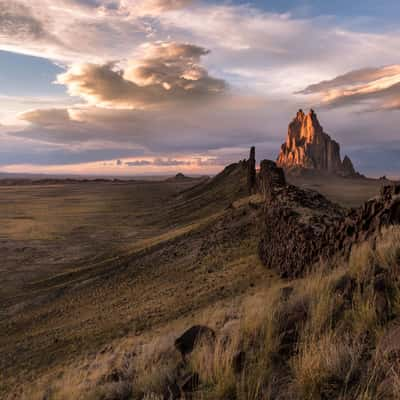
[299,65,400,111]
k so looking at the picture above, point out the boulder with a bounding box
[174,326,215,357]
[232,351,246,374]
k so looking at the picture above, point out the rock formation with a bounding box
[277,109,357,176]
[247,146,256,194]
[258,160,286,201]
[332,184,400,256]
[258,160,400,278]
[342,155,356,176]
[258,163,345,277]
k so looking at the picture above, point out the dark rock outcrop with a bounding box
[258,160,286,201]
[247,146,256,194]
[277,109,358,176]
[258,164,344,277]
[174,325,215,358]
[331,184,400,257]
[258,160,400,278]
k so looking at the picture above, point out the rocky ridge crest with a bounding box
[245,148,400,277]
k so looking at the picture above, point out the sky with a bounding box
[1,0,400,177]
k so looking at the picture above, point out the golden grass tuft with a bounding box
[293,332,362,400]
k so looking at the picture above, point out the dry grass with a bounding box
[293,332,362,400]
[375,225,400,268]
[131,334,182,397]
[12,226,400,400]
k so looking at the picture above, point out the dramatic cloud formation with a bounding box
[299,65,400,111]
[56,42,226,108]
[1,0,400,176]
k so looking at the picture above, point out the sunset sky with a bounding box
[1,0,400,176]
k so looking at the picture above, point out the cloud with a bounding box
[0,0,151,61]
[125,160,152,166]
[15,94,277,150]
[298,64,400,110]
[125,158,191,166]
[64,0,120,9]
[2,0,400,81]
[56,42,226,108]
[3,0,400,176]
[61,0,193,14]
[126,0,193,14]
[0,133,144,166]
[160,5,400,95]
[152,158,191,166]
[21,108,73,126]
[0,1,64,48]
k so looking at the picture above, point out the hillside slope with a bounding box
[3,159,399,400]
[1,162,265,398]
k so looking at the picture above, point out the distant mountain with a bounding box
[277,109,358,177]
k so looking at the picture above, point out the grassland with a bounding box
[0,171,389,398]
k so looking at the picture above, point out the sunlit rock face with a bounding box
[277,109,356,176]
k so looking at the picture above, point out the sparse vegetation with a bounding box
[1,169,399,400]
[16,226,400,400]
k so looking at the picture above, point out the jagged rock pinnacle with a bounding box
[247,146,256,194]
[277,109,357,176]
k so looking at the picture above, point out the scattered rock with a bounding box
[333,274,356,304]
[232,351,246,374]
[174,326,215,357]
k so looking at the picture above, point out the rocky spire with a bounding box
[247,146,256,194]
[342,155,356,176]
[277,109,358,176]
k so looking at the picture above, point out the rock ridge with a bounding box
[255,157,400,278]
